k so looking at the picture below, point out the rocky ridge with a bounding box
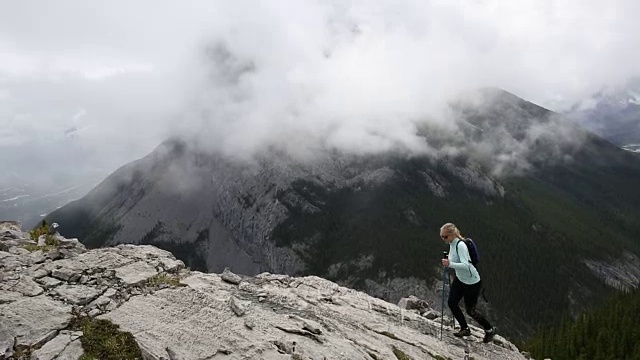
[1,221,530,360]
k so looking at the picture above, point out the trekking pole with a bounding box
[440,251,448,340]
[448,273,455,329]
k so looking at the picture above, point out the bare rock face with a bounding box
[0,221,186,358]
[0,221,526,359]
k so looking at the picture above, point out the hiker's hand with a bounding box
[441,259,450,267]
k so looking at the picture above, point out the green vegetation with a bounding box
[392,347,412,360]
[71,315,142,360]
[524,288,640,360]
[28,220,59,245]
[271,144,640,341]
[22,220,60,252]
[379,331,400,341]
[9,348,33,360]
[430,355,448,360]
[147,273,185,287]
[22,243,57,253]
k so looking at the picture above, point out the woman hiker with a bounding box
[440,222,496,343]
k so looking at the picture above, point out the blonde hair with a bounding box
[440,223,463,238]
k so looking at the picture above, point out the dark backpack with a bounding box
[456,237,479,266]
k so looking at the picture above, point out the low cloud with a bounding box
[1,0,639,185]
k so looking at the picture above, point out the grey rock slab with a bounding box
[45,249,63,261]
[56,338,84,360]
[114,261,158,285]
[99,280,525,360]
[52,284,102,305]
[48,260,87,281]
[1,275,44,297]
[114,244,176,261]
[103,288,117,298]
[0,335,13,358]
[0,252,23,270]
[37,276,63,289]
[58,238,86,251]
[104,300,118,312]
[159,258,185,273]
[221,267,242,285]
[27,250,47,265]
[0,290,23,304]
[31,268,50,279]
[424,311,439,320]
[229,296,249,316]
[398,295,430,312]
[0,242,528,360]
[8,246,30,256]
[0,221,22,231]
[0,250,14,260]
[31,332,74,360]
[0,295,72,349]
[93,295,111,306]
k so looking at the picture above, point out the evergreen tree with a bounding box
[525,288,640,360]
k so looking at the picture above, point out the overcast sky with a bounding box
[1,0,639,187]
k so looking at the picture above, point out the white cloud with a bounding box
[1,0,639,184]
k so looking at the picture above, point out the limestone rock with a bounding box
[101,272,526,360]
[31,332,75,360]
[424,310,440,320]
[1,228,527,360]
[229,296,249,316]
[57,338,84,359]
[52,284,102,305]
[103,288,117,298]
[8,246,30,256]
[398,295,431,314]
[114,261,158,285]
[159,258,185,273]
[2,275,43,297]
[31,268,50,279]
[0,295,72,351]
[37,276,63,289]
[221,267,242,285]
[48,260,87,281]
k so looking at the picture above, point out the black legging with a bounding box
[448,277,492,330]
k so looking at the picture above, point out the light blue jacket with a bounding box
[448,237,480,285]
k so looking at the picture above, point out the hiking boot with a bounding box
[453,327,471,337]
[483,327,496,343]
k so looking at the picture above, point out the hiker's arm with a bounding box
[448,241,471,270]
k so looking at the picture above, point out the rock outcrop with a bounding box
[1,221,528,359]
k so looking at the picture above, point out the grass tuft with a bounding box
[71,315,142,360]
[147,273,185,287]
[392,346,412,360]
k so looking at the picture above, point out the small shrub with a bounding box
[44,235,59,246]
[28,220,49,241]
[26,220,59,251]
